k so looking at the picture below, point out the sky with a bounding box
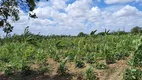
[1,0,142,36]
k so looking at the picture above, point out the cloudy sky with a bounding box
[1,0,142,36]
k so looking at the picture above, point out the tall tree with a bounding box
[0,0,48,34]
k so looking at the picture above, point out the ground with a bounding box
[0,56,133,80]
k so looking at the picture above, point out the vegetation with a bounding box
[85,66,98,80]
[131,26,142,34]
[123,68,142,80]
[0,0,48,34]
[0,26,142,80]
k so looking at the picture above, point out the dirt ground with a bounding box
[0,57,137,80]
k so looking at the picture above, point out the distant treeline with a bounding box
[77,26,142,37]
[0,26,142,39]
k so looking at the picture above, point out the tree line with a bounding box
[77,26,142,37]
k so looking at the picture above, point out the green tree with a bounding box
[131,26,142,34]
[77,32,88,37]
[0,0,48,34]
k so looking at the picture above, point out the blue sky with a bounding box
[1,0,142,36]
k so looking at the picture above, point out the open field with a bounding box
[0,31,142,80]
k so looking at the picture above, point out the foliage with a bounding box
[0,29,140,79]
[77,32,88,37]
[57,57,68,75]
[85,66,98,80]
[95,63,108,69]
[130,36,142,67]
[123,68,142,80]
[90,30,97,35]
[75,60,85,68]
[0,0,48,33]
[131,26,142,34]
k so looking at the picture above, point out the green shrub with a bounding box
[85,53,95,64]
[75,60,85,68]
[105,53,116,64]
[85,66,98,80]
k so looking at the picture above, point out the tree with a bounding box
[0,0,48,34]
[131,26,142,34]
[77,32,88,37]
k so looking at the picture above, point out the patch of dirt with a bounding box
[47,58,60,76]
[0,56,139,80]
[98,60,129,80]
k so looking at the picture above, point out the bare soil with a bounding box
[0,57,141,80]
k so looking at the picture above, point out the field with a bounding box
[0,29,142,80]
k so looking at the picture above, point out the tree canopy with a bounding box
[0,0,48,34]
[131,26,142,34]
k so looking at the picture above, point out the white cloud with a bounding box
[87,7,101,22]
[104,0,134,4]
[1,0,142,36]
[104,0,142,4]
[51,0,67,10]
[113,5,141,17]
[66,0,92,17]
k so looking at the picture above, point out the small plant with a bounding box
[95,63,108,69]
[38,66,50,74]
[86,53,95,64]
[36,49,46,63]
[130,38,142,67]
[115,52,125,60]
[85,66,98,80]
[105,53,116,64]
[123,68,142,80]
[130,50,142,67]
[67,51,76,61]
[4,65,14,76]
[52,53,60,62]
[104,46,116,64]
[57,57,68,75]
[75,60,85,68]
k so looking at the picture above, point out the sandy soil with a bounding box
[0,57,141,80]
